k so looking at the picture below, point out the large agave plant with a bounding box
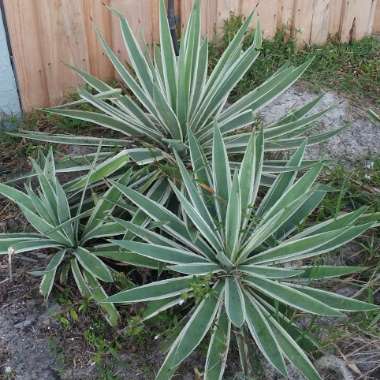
[105,129,379,379]
[11,0,341,192]
[0,150,136,325]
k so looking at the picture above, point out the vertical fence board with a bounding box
[3,0,379,110]
[340,0,377,42]
[374,0,380,33]
[206,0,219,39]
[328,0,344,37]
[180,0,193,33]
[277,0,296,34]
[255,0,279,38]
[151,0,160,44]
[293,0,314,46]
[8,0,91,108]
[181,0,218,39]
[3,0,49,111]
[110,0,154,64]
[367,0,379,36]
[216,0,241,34]
[310,0,330,45]
[83,0,114,80]
[174,0,181,17]
[239,0,279,38]
[239,0,259,16]
[38,0,91,105]
[199,0,209,36]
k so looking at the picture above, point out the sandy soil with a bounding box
[260,85,380,163]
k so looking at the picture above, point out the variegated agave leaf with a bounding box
[106,129,378,380]
[368,109,380,126]
[0,149,129,326]
[10,0,341,191]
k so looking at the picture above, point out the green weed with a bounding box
[210,15,380,105]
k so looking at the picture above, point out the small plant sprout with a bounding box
[106,129,379,380]
[7,246,15,282]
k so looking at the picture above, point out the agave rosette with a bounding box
[106,128,378,379]
[10,0,341,193]
[0,150,139,325]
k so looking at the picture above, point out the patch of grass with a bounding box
[0,93,109,175]
[47,296,125,379]
[285,159,380,367]
[83,321,123,380]
[319,158,380,219]
[319,159,380,269]
[47,337,66,377]
[318,161,379,360]
[46,286,184,379]
[210,15,380,106]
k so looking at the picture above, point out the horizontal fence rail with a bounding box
[3,0,380,111]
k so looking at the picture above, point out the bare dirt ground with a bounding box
[0,254,60,379]
[260,85,380,163]
[0,254,213,380]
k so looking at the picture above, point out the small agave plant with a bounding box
[0,150,137,325]
[11,0,341,193]
[105,128,378,379]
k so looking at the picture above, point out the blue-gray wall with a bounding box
[0,6,20,118]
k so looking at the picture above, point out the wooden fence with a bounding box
[375,0,380,33]
[3,0,380,112]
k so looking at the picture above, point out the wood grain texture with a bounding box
[293,0,314,46]
[255,0,279,38]
[180,0,194,33]
[367,0,379,35]
[206,0,219,39]
[374,0,380,33]
[328,0,344,37]
[3,0,379,110]
[277,0,296,34]
[34,0,90,105]
[83,0,114,79]
[3,0,49,110]
[216,0,241,33]
[110,0,153,63]
[340,0,377,42]
[310,0,330,45]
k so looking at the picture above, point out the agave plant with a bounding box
[0,150,137,325]
[104,128,379,379]
[11,0,341,193]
